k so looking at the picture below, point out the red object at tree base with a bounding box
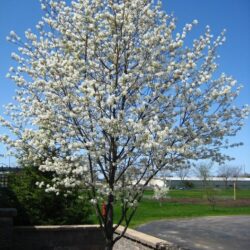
[102,203,107,218]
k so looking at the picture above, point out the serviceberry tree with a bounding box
[1,0,249,248]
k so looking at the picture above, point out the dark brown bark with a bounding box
[105,194,114,249]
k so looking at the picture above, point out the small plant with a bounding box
[153,185,170,206]
[205,187,217,211]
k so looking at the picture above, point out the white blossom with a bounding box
[0,0,249,246]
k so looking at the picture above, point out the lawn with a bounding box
[143,188,250,199]
[113,188,250,228]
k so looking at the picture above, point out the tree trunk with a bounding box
[105,240,113,250]
[105,194,114,250]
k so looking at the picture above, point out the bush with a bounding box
[183,180,194,189]
[0,166,93,225]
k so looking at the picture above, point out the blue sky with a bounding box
[0,0,249,171]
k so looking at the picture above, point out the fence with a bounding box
[0,174,8,188]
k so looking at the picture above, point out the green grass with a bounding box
[112,188,250,228]
[90,189,250,228]
[144,188,250,199]
[124,201,250,228]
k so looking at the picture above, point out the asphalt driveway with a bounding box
[136,216,250,250]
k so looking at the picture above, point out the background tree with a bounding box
[0,0,249,249]
[176,167,189,182]
[231,166,242,188]
[176,165,195,189]
[242,172,250,178]
[217,165,234,188]
[176,164,190,187]
[193,163,213,189]
[193,162,217,209]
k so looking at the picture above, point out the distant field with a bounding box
[112,188,250,228]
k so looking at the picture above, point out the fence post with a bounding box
[0,208,17,250]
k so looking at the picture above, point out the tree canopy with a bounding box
[0,0,249,248]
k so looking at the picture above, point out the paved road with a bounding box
[136,216,250,250]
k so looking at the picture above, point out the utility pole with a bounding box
[233,181,236,201]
